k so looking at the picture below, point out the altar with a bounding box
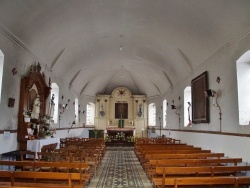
[105,127,135,147]
[106,127,135,137]
[27,137,60,158]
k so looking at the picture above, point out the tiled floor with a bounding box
[87,147,152,188]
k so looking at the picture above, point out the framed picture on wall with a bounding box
[115,103,128,119]
[191,71,209,123]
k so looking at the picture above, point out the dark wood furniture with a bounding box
[88,130,104,139]
[17,63,51,150]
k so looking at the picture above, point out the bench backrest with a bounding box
[141,150,211,155]
[150,158,242,166]
[0,160,89,171]
[145,153,224,160]
[12,171,83,188]
[155,165,250,176]
[153,176,250,188]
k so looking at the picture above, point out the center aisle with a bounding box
[87,147,152,188]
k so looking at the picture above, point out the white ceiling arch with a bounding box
[0,0,250,97]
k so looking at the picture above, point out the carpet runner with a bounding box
[87,147,152,188]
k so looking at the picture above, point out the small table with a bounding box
[27,137,60,158]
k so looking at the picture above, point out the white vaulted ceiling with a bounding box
[0,0,250,97]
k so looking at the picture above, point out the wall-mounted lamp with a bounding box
[68,121,76,133]
[171,105,180,128]
[171,105,177,110]
[204,89,222,132]
[204,89,217,97]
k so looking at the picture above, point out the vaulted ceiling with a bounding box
[0,0,250,97]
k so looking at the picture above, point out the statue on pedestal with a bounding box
[32,97,41,119]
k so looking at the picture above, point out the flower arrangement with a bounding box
[115,132,126,140]
[104,134,111,142]
[104,132,135,142]
[44,130,53,137]
[23,111,35,118]
[126,136,135,142]
[40,115,51,124]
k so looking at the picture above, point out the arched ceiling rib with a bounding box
[0,0,250,97]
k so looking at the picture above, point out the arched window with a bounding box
[236,50,250,126]
[50,83,59,124]
[0,50,4,103]
[148,103,156,126]
[86,102,95,125]
[75,98,79,126]
[163,99,167,128]
[184,86,192,127]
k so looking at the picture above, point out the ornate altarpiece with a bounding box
[17,63,51,150]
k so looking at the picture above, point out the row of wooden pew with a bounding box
[0,161,90,188]
[0,138,107,188]
[134,138,250,188]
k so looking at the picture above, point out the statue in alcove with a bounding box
[32,97,41,119]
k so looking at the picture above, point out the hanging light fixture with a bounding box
[121,66,124,78]
[120,35,123,51]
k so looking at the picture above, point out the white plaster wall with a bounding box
[0,133,17,154]
[0,32,89,154]
[150,30,250,163]
[159,31,250,134]
[164,130,250,163]
[53,128,88,139]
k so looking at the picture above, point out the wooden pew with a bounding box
[135,138,182,144]
[145,152,225,160]
[142,152,225,171]
[138,149,212,166]
[153,176,250,188]
[0,171,85,188]
[150,158,243,167]
[0,161,90,182]
[135,143,188,154]
[136,146,205,160]
[154,165,250,178]
[146,158,242,180]
[0,161,89,171]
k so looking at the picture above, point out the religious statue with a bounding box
[139,103,143,114]
[187,102,192,126]
[50,94,55,118]
[32,97,41,119]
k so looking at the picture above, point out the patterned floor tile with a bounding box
[87,147,152,188]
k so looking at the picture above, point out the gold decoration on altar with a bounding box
[117,88,126,97]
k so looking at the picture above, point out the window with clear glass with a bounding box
[148,103,156,126]
[50,83,59,123]
[236,50,250,126]
[75,98,79,126]
[184,86,192,127]
[0,50,4,103]
[163,99,167,128]
[86,102,95,125]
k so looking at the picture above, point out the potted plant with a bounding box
[43,130,52,139]
[41,115,51,124]
[23,111,34,122]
